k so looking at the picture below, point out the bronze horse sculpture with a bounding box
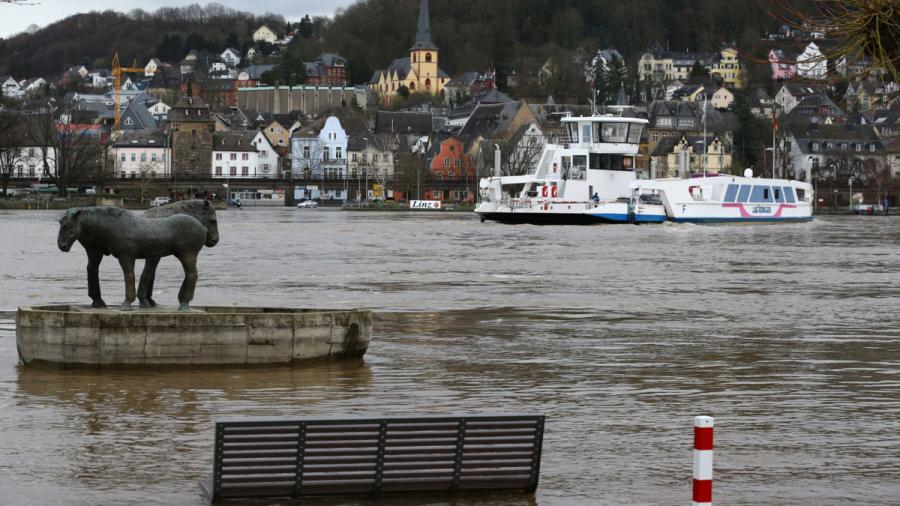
[57,200,219,311]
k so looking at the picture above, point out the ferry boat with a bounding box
[476,115,666,224]
[630,172,814,223]
[475,114,814,224]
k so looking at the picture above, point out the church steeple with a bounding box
[411,0,437,51]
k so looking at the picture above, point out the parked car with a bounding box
[297,200,318,208]
[852,203,882,215]
[150,196,172,207]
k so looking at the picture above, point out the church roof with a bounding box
[411,0,437,51]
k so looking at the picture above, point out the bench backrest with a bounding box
[210,413,545,500]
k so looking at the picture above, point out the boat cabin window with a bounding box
[570,155,587,180]
[783,186,796,203]
[627,124,643,144]
[723,184,739,203]
[594,122,629,143]
[582,124,592,144]
[794,188,804,201]
[737,184,752,202]
[749,185,774,203]
[566,123,578,143]
[773,187,784,203]
[589,153,625,171]
[560,156,572,179]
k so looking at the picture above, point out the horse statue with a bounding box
[140,200,219,308]
[57,204,212,311]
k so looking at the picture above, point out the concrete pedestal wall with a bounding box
[16,305,371,366]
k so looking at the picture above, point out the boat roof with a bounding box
[561,115,648,125]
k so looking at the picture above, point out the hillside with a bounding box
[0,0,816,85]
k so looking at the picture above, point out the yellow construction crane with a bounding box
[111,53,145,135]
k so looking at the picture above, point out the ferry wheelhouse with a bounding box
[475,115,666,224]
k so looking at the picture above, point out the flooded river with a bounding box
[1,208,899,505]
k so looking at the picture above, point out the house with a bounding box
[148,100,171,121]
[711,87,734,110]
[749,88,778,119]
[444,71,496,105]
[246,47,257,61]
[708,46,745,88]
[783,123,886,183]
[220,48,242,68]
[768,49,796,80]
[306,53,348,86]
[144,58,162,77]
[291,116,349,179]
[672,84,706,102]
[237,64,276,82]
[347,136,395,199]
[458,100,539,161]
[844,79,900,112]
[20,77,47,96]
[652,133,732,177]
[261,118,292,152]
[253,25,278,44]
[638,44,713,82]
[114,131,170,179]
[782,94,846,127]
[796,42,827,80]
[645,100,736,170]
[250,130,280,178]
[212,131,260,178]
[0,76,24,98]
[119,98,158,131]
[428,136,475,180]
[774,83,827,114]
[368,0,449,102]
[8,144,56,179]
[871,110,900,139]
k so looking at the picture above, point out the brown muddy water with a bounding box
[1,208,899,505]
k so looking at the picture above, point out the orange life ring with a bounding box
[551,186,558,198]
[541,186,548,197]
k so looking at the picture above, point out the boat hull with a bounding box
[477,212,619,225]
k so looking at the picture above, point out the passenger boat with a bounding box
[475,115,666,224]
[475,114,814,224]
[630,172,814,223]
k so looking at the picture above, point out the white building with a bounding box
[797,42,827,80]
[212,131,260,178]
[250,130,280,178]
[113,132,170,179]
[20,77,47,95]
[1,76,24,98]
[220,48,242,68]
[9,146,56,178]
[291,116,348,179]
[253,25,278,44]
[148,100,171,120]
[144,58,162,77]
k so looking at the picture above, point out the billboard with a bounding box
[409,200,442,209]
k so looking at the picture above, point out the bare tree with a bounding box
[29,108,104,197]
[0,110,26,196]
[291,141,323,179]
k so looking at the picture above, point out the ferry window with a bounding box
[627,124,643,144]
[590,154,624,170]
[737,184,752,202]
[561,156,572,179]
[782,186,796,203]
[592,123,601,143]
[795,189,805,201]
[750,185,774,203]
[571,155,587,180]
[566,123,578,143]
[773,187,784,203]
[582,124,592,143]
[600,122,629,143]
[723,184,739,202]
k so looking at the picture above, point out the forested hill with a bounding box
[0,0,812,83]
[0,5,288,78]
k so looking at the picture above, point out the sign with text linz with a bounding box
[410,200,442,209]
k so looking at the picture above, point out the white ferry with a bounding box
[630,172,814,223]
[476,115,667,224]
[475,114,814,224]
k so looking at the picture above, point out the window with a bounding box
[383,154,389,162]
[812,142,818,151]
[855,143,861,152]
[773,187,783,203]
[444,158,451,167]
[737,184,752,202]
[869,145,875,152]
[571,155,587,180]
[229,167,236,176]
[151,153,157,162]
[242,153,249,161]
[241,167,248,176]
[216,153,222,160]
[230,154,237,160]
[723,184,739,202]
[656,117,673,127]
[627,124,643,144]
[599,122,629,143]
[425,53,432,63]
[589,154,625,171]
[455,159,461,167]
[336,147,342,159]
[583,124,592,143]
[215,166,222,176]
[191,129,197,137]
[120,153,126,161]
[130,153,136,161]
[260,151,267,158]
[303,146,310,158]
[141,153,147,162]
[750,185,774,203]
[352,153,357,162]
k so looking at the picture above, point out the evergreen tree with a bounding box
[155,34,183,62]
[225,33,240,49]
[689,61,709,83]
[606,55,627,98]
[299,15,314,39]
[592,59,610,106]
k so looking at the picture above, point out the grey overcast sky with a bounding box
[0,0,358,38]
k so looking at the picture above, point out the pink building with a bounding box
[769,49,796,81]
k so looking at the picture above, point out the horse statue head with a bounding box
[145,200,219,247]
[57,208,83,252]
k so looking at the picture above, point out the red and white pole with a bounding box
[693,416,714,506]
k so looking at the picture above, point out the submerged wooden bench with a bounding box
[200,413,545,502]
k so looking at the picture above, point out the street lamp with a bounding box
[363,137,368,204]
[848,177,853,213]
[222,182,229,207]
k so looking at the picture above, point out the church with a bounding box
[368,0,449,103]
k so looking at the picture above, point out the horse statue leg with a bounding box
[118,256,137,311]
[86,248,106,308]
[175,252,199,312]
[137,257,161,308]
